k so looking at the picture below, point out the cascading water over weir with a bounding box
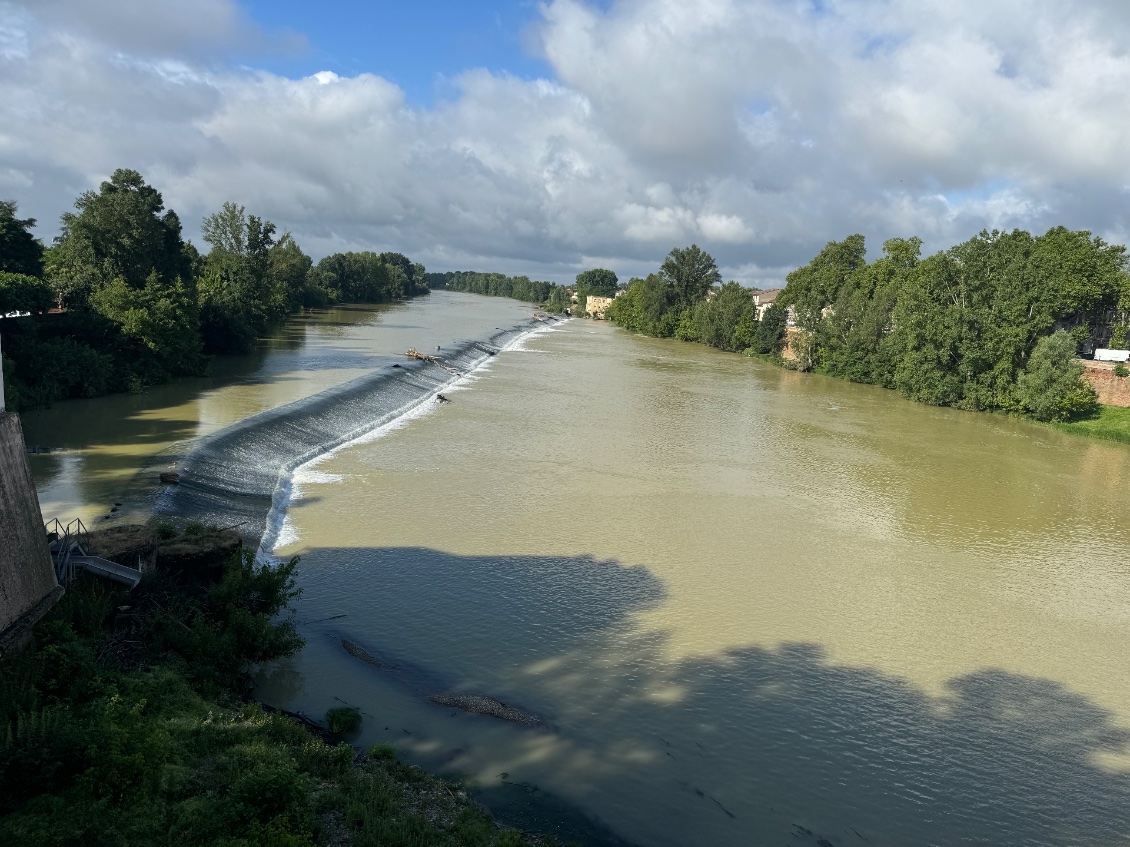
[153,318,562,556]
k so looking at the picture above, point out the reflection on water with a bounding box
[259,320,1130,846]
[20,293,538,525]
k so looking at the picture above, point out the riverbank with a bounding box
[702,336,1130,447]
[0,536,562,847]
[1047,404,1130,444]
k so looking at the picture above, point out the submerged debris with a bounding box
[429,693,541,727]
[341,639,381,667]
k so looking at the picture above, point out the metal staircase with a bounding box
[45,518,142,589]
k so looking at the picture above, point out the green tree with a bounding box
[51,169,194,307]
[90,272,202,379]
[781,234,867,335]
[574,268,619,312]
[751,302,787,354]
[691,281,756,351]
[0,272,54,315]
[821,236,921,385]
[660,245,721,310]
[1016,330,1098,421]
[546,285,570,313]
[268,233,314,312]
[606,274,678,336]
[0,200,45,277]
[199,202,279,352]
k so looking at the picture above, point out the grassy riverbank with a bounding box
[0,546,555,847]
[1046,404,1130,444]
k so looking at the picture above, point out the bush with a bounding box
[368,743,397,761]
[1017,331,1099,422]
[325,706,361,735]
[1115,363,1129,378]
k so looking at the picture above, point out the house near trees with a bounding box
[752,288,782,320]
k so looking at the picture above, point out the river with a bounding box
[21,292,1130,846]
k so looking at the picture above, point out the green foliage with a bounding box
[545,285,570,313]
[606,274,678,336]
[51,168,194,306]
[1050,404,1130,443]
[782,234,867,332]
[369,743,397,761]
[325,706,362,734]
[0,200,45,277]
[90,272,203,379]
[660,244,721,310]
[307,248,422,309]
[0,557,544,846]
[430,270,560,305]
[690,282,756,352]
[1016,330,1099,421]
[768,226,1129,417]
[3,171,428,407]
[750,302,787,354]
[1114,363,1129,378]
[574,268,618,313]
[0,271,54,315]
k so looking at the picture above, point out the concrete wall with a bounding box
[0,411,62,656]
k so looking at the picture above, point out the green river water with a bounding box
[20,293,1130,846]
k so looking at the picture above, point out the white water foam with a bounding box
[504,317,563,352]
[262,318,570,558]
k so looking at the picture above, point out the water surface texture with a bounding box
[260,318,1130,847]
[23,296,1130,845]
[22,292,538,525]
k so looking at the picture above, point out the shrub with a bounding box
[368,743,396,761]
[1017,331,1099,422]
[325,706,361,735]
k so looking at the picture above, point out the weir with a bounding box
[154,318,560,553]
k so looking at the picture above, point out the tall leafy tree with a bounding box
[51,169,193,306]
[606,274,678,336]
[782,234,867,334]
[199,202,278,352]
[660,245,721,310]
[0,200,45,278]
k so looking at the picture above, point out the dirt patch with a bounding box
[83,525,159,572]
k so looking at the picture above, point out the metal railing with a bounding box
[44,518,141,589]
[45,517,88,587]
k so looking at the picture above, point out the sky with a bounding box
[1,0,1129,286]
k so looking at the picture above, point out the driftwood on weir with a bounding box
[405,348,459,374]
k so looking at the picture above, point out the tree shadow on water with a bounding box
[289,547,1130,847]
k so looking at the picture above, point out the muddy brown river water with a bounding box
[22,293,1130,846]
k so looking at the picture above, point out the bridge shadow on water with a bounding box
[279,546,1130,847]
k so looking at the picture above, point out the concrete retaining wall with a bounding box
[0,411,62,656]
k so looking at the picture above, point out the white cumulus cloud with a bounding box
[1,0,1129,285]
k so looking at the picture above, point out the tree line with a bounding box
[0,169,428,410]
[605,231,1130,422]
[427,267,622,317]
